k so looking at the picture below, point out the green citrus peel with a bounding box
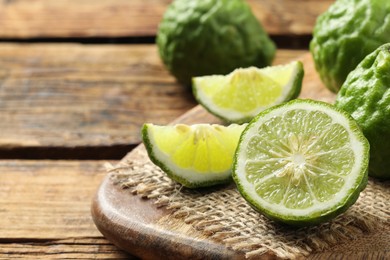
[336,43,390,179]
[157,0,275,86]
[310,0,390,93]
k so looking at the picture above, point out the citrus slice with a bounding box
[142,123,246,188]
[192,61,304,124]
[233,99,369,226]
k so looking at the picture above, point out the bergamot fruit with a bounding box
[192,61,304,123]
[310,0,390,93]
[335,43,390,180]
[157,0,276,86]
[142,123,246,188]
[233,99,369,226]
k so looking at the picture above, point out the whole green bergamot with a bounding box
[310,0,390,93]
[157,0,276,86]
[335,43,390,180]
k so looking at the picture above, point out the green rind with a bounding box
[232,99,370,226]
[192,61,304,124]
[310,0,390,93]
[157,0,276,86]
[285,61,304,101]
[141,124,233,189]
[335,43,390,179]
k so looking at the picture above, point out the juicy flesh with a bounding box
[152,124,243,173]
[200,67,283,113]
[245,109,354,209]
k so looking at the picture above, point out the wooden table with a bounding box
[0,1,335,258]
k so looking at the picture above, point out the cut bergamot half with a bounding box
[142,123,246,188]
[192,61,304,124]
[233,99,369,226]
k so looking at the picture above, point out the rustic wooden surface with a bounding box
[0,45,304,159]
[1,0,366,259]
[0,160,133,259]
[0,44,195,158]
[0,0,332,39]
[1,238,131,259]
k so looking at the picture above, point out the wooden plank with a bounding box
[250,0,332,36]
[0,160,110,239]
[0,0,333,39]
[0,238,134,259]
[0,44,305,158]
[0,43,196,158]
[0,160,132,258]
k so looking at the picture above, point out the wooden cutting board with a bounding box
[91,53,390,259]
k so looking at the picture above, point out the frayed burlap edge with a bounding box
[107,148,390,259]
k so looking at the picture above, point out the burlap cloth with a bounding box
[109,146,390,259]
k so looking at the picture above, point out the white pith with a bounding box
[235,102,366,217]
[194,62,300,122]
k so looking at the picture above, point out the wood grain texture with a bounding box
[0,0,333,39]
[93,175,244,260]
[0,238,134,259]
[0,44,305,158]
[0,160,109,239]
[0,43,195,158]
[0,160,134,259]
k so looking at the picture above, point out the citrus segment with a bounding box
[233,100,369,225]
[192,61,303,123]
[142,123,246,188]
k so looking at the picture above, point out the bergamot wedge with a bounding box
[142,123,246,188]
[192,61,303,124]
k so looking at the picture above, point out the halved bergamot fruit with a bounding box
[233,99,369,226]
[142,123,246,188]
[192,61,304,124]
